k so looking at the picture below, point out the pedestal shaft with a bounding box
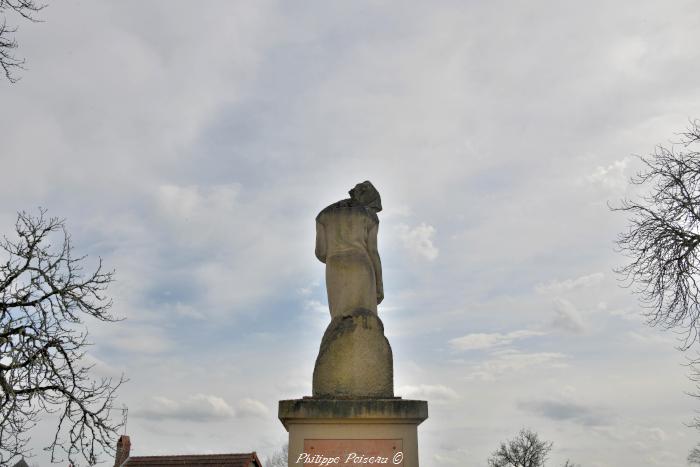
[279,399,428,467]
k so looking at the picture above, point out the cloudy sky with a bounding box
[2,1,700,466]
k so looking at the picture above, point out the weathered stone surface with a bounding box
[279,399,428,467]
[313,309,393,398]
[302,439,403,467]
[277,182,428,466]
[278,399,428,427]
[315,181,384,319]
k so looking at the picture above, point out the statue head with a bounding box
[349,181,382,213]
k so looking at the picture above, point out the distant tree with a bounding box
[0,209,124,465]
[487,428,553,467]
[264,444,288,467]
[689,443,700,465]
[613,120,700,350]
[1,0,46,82]
[562,460,581,467]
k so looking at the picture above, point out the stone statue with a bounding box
[279,181,428,467]
[312,181,393,398]
[315,181,384,318]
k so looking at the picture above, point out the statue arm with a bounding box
[315,220,327,263]
[368,223,383,304]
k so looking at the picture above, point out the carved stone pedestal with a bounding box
[279,399,428,467]
[313,310,394,398]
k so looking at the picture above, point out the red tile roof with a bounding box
[121,452,261,467]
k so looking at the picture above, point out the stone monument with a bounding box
[279,181,428,467]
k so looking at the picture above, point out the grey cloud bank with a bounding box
[2,0,700,465]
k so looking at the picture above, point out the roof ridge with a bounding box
[122,450,261,466]
[129,453,253,458]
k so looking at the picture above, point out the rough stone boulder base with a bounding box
[313,309,393,398]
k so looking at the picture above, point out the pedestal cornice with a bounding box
[278,398,428,431]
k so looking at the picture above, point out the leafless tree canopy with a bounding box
[264,444,288,467]
[685,358,700,431]
[0,0,45,82]
[487,428,553,467]
[613,120,700,350]
[690,443,700,465]
[561,461,581,467]
[0,210,124,465]
[690,444,700,465]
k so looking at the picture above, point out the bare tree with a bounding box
[0,209,124,465]
[690,443,700,465]
[264,444,288,467]
[613,120,700,350]
[686,359,700,431]
[562,461,581,467]
[1,0,46,82]
[488,428,553,467]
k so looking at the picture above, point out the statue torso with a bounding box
[317,202,377,258]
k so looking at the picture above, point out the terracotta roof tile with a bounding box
[123,452,260,467]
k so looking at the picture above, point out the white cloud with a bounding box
[626,331,674,346]
[304,299,328,315]
[432,448,470,466]
[5,1,700,465]
[396,223,439,261]
[156,184,240,222]
[449,329,545,351]
[79,353,123,379]
[397,384,459,403]
[156,185,202,220]
[551,298,586,334]
[134,395,268,422]
[103,325,174,354]
[536,272,605,294]
[585,159,630,191]
[608,306,645,322]
[465,350,568,381]
[645,427,667,442]
[135,394,236,422]
[235,398,270,418]
[609,37,648,75]
[517,395,610,427]
[171,302,206,320]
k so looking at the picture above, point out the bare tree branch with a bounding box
[264,444,288,467]
[690,443,700,465]
[562,461,581,467]
[0,209,124,465]
[487,428,553,467]
[0,0,46,82]
[612,119,700,350]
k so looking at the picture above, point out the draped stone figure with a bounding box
[315,181,384,319]
[279,180,427,467]
[312,181,393,398]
